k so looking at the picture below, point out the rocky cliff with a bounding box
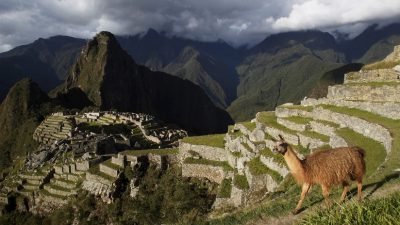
[60,31,233,134]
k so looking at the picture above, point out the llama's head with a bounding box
[272,134,289,155]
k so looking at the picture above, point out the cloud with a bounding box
[272,0,400,31]
[0,0,399,52]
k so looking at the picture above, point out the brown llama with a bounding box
[272,135,366,214]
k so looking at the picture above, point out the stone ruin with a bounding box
[178,45,400,211]
[0,111,187,214]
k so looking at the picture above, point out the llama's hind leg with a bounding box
[340,182,349,203]
[294,183,311,214]
[357,181,363,201]
[321,184,331,208]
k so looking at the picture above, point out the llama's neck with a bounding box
[283,146,305,183]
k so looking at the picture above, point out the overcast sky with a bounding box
[0,0,400,52]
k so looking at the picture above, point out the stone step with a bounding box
[344,69,400,84]
[17,189,34,197]
[54,173,82,182]
[256,112,329,150]
[25,179,42,185]
[259,155,289,177]
[51,178,77,189]
[23,184,40,191]
[43,184,76,197]
[39,190,68,205]
[312,106,392,154]
[327,83,400,102]
[275,105,313,118]
[301,98,400,120]
[99,161,121,178]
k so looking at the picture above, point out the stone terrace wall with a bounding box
[179,142,232,162]
[302,98,400,120]
[344,69,400,84]
[327,84,400,102]
[181,164,228,184]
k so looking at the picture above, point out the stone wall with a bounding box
[179,142,233,163]
[274,107,313,118]
[259,156,289,177]
[327,84,400,102]
[302,97,400,120]
[277,118,307,131]
[344,69,400,84]
[313,107,392,154]
[99,164,119,178]
[384,45,400,62]
[181,164,226,184]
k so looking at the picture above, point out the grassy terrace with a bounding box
[362,60,400,70]
[284,116,312,125]
[320,104,399,181]
[122,148,178,156]
[257,112,330,143]
[40,189,68,200]
[314,119,340,128]
[276,105,314,112]
[218,178,232,198]
[260,148,286,166]
[87,165,116,181]
[46,183,71,192]
[184,157,234,172]
[239,121,257,131]
[234,174,250,190]
[248,157,283,182]
[182,134,225,148]
[102,159,122,170]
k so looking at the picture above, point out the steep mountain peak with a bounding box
[0,78,49,131]
[61,31,233,134]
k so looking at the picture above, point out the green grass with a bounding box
[257,112,297,135]
[248,157,283,182]
[239,122,257,131]
[300,130,330,142]
[184,157,234,172]
[102,159,122,170]
[258,112,330,143]
[122,148,179,156]
[362,60,400,70]
[277,105,314,112]
[299,191,400,225]
[242,142,253,152]
[231,151,242,157]
[320,105,400,182]
[234,175,250,190]
[260,148,286,166]
[218,179,233,198]
[314,119,340,128]
[284,116,312,125]
[182,134,225,148]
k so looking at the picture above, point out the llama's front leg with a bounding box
[340,182,349,203]
[294,183,311,214]
[321,185,331,208]
[357,181,363,201]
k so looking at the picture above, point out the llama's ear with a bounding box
[278,134,285,142]
[270,136,277,142]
